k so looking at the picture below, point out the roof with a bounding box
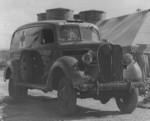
[96,9,150,47]
[14,20,99,33]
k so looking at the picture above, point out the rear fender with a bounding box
[3,66,11,82]
[46,56,86,91]
[3,59,20,82]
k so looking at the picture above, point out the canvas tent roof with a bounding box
[97,10,150,81]
[96,10,150,48]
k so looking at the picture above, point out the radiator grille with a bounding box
[98,44,123,82]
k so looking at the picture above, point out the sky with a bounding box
[0,0,150,49]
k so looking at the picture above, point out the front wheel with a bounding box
[115,88,139,113]
[57,76,76,116]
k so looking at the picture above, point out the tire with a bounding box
[57,76,76,116]
[115,88,139,113]
[9,60,28,100]
[9,76,27,100]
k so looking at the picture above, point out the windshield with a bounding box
[58,25,100,43]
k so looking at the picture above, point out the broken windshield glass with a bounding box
[59,25,100,43]
[59,26,81,42]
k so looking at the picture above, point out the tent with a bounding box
[96,9,150,81]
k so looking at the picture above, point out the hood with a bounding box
[58,41,102,50]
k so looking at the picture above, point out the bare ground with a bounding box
[0,70,150,121]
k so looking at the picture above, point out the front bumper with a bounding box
[77,81,144,91]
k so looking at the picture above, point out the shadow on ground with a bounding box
[2,95,122,121]
[137,101,150,109]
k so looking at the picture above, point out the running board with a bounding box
[15,83,47,92]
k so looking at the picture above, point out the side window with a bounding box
[10,31,22,50]
[24,27,42,48]
[41,28,54,44]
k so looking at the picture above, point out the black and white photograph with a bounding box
[0,0,150,121]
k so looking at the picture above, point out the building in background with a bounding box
[37,8,74,21]
[37,8,106,24]
[79,10,106,24]
[37,13,46,21]
[73,14,80,20]
[46,8,74,20]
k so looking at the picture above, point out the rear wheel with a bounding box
[115,88,139,113]
[9,76,27,100]
[57,76,76,116]
[9,60,28,100]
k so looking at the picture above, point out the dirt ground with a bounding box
[0,70,150,121]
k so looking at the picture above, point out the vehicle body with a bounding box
[4,20,144,115]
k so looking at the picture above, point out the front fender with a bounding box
[3,59,19,82]
[46,56,85,91]
[123,62,142,82]
[3,66,11,82]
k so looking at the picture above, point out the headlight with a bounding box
[82,51,93,65]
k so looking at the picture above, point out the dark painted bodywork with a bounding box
[4,20,143,93]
